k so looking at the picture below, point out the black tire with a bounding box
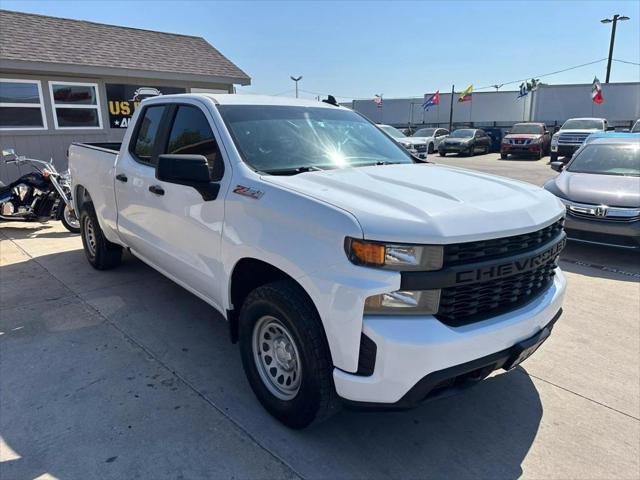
[466,144,474,157]
[428,143,434,154]
[80,202,122,270]
[239,280,338,429]
[537,148,544,160]
[439,151,446,157]
[550,152,558,163]
[484,144,491,154]
[57,202,80,233]
[500,153,508,159]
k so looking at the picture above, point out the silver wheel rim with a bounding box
[252,315,302,400]
[64,205,80,230]
[84,216,97,257]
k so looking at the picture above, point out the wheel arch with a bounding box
[226,257,324,346]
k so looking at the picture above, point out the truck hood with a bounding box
[396,138,428,146]
[553,171,640,207]
[263,163,564,244]
[505,134,542,140]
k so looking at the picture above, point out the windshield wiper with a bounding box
[261,165,326,175]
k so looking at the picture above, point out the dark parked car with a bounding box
[501,123,551,159]
[438,129,491,157]
[544,136,640,249]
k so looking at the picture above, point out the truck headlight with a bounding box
[364,289,441,315]
[551,134,559,146]
[346,238,444,271]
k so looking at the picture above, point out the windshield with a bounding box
[450,129,475,138]
[510,124,544,134]
[413,128,436,137]
[562,119,604,130]
[568,143,640,176]
[378,125,406,138]
[216,105,414,174]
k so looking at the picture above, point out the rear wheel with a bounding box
[239,280,337,429]
[80,203,122,270]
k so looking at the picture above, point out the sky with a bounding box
[2,0,639,100]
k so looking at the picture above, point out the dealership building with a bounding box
[0,10,250,180]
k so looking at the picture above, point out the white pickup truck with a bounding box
[69,94,567,428]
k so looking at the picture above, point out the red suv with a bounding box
[501,123,551,160]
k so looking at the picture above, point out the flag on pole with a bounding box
[591,77,604,104]
[458,85,473,103]
[422,91,440,110]
[517,82,528,98]
[373,94,383,108]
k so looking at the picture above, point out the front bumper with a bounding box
[333,269,566,404]
[501,143,541,154]
[552,144,580,158]
[440,143,471,153]
[565,214,640,249]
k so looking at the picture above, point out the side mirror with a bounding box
[550,161,564,172]
[156,154,220,201]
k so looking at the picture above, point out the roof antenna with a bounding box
[322,95,339,106]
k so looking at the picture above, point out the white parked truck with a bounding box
[550,117,610,163]
[69,94,567,428]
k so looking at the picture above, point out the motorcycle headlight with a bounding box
[345,238,444,271]
[364,289,441,315]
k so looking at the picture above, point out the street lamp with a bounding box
[601,14,630,83]
[290,75,302,98]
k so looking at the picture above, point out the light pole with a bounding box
[290,75,302,98]
[601,14,630,83]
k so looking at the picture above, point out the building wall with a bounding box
[0,70,232,182]
[351,82,640,128]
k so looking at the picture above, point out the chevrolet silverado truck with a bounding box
[550,117,610,163]
[69,94,567,429]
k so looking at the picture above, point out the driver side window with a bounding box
[164,105,224,181]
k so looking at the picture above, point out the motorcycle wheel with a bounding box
[59,203,80,233]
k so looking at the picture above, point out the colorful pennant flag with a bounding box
[591,77,604,104]
[517,82,528,98]
[458,85,473,103]
[422,91,440,111]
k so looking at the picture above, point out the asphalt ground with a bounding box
[1,152,639,479]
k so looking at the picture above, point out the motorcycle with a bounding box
[0,149,80,233]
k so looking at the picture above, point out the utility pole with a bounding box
[448,84,455,132]
[601,14,630,83]
[290,75,302,98]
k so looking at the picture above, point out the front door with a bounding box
[115,100,229,308]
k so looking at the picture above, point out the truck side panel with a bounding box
[69,143,122,245]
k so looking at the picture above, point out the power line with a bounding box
[613,58,640,66]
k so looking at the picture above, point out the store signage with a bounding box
[106,84,186,128]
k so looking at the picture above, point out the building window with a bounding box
[49,81,102,129]
[0,79,47,130]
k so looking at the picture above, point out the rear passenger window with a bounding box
[166,105,224,180]
[131,105,165,164]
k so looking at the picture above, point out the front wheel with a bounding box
[550,152,558,163]
[58,203,80,233]
[428,143,434,154]
[239,280,337,429]
[439,151,446,157]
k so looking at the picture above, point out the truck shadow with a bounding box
[1,248,544,480]
[559,242,640,282]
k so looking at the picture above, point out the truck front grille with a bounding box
[558,133,589,144]
[436,262,557,327]
[444,218,564,265]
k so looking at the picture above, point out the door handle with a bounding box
[148,185,165,196]
[115,173,128,183]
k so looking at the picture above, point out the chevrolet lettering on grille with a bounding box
[455,237,566,284]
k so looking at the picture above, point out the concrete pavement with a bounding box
[1,154,639,479]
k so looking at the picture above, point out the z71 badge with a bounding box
[233,185,264,200]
